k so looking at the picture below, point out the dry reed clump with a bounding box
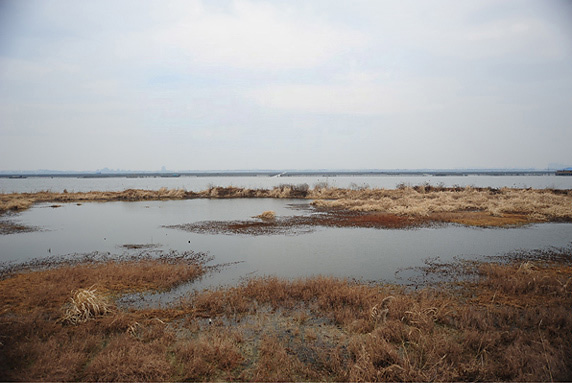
[254,210,276,220]
[61,287,114,325]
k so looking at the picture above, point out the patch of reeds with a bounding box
[311,186,572,225]
[254,210,276,220]
[61,287,114,325]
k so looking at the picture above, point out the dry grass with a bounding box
[0,252,207,313]
[2,185,572,228]
[311,186,572,226]
[1,249,572,381]
[254,210,276,220]
[0,188,188,214]
[61,287,114,325]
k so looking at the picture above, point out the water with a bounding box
[1,174,572,194]
[2,199,571,293]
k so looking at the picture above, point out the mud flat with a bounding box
[1,247,571,381]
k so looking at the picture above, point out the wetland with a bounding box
[1,179,572,381]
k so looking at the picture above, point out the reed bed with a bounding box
[2,185,572,227]
[1,249,571,381]
[311,186,572,222]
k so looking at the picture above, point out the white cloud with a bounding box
[458,17,566,59]
[152,0,365,70]
[249,77,458,115]
[357,0,569,61]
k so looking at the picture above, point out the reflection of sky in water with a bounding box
[1,199,572,292]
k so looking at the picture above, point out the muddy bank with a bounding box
[1,247,571,381]
[166,209,432,235]
[165,206,553,236]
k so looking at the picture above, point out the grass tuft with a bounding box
[61,287,113,325]
[254,210,276,220]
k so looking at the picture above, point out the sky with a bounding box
[1,0,571,171]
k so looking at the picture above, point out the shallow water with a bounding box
[1,174,572,193]
[1,199,571,294]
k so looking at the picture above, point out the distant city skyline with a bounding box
[1,0,571,171]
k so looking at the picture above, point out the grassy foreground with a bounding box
[2,185,572,228]
[1,250,571,381]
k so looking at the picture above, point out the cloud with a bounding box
[356,0,570,61]
[249,76,459,115]
[151,0,365,70]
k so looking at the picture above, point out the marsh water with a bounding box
[1,175,571,304]
[2,198,571,290]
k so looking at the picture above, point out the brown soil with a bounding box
[166,209,537,236]
[165,211,428,236]
[1,248,571,381]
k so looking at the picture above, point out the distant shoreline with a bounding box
[0,170,558,179]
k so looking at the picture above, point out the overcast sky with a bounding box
[1,0,571,171]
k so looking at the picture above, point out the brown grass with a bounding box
[254,210,276,220]
[61,287,114,325]
[311,186,572,226]
[0,252,206,313]
[1,249,571,381]
[2,185,572,228]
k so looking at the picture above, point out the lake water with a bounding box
[2,174,572,193]
[2,199,571,297]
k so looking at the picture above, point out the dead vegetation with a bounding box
[254,210,276,220]
[0,251,208,313]
[61,287,114,325]
[167,211,427,236]
[1,248,571,381]
[311,185,572,226]
[2,185,572,229]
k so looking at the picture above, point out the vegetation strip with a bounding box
[1,248,571,381]
[2,185,572,231]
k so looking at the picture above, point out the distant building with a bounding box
[555,168,572,176]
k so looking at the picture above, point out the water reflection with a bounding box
[2,199,571,288]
